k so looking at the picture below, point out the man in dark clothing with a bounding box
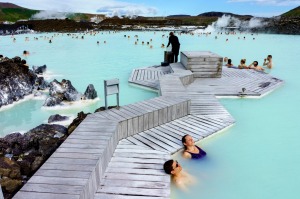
[167,32,180,63]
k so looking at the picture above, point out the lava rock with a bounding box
[32,65,47,74]
[48,79,82,102]
[61,79,82,101]
[0,58,36,107]
[48,114,69,123]
[34,76,49,90]
[0,177,22,194]
[43,96,62,107]
[24,124,68,157]
[67,111,89,134]
[83,84,97,99]
[0,157,21,179]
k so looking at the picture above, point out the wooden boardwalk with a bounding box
[13,59,283,199]
[128,65,172,89]
[95,114,233,198]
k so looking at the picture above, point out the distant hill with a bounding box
[0,2,39,22]
[167,15,191,18]
[281,6,300,17]
[0,2,105,23]
[198,11,253,18]
[0,2,23,8]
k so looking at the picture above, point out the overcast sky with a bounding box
[1,0,299,17]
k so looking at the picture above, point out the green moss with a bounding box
[0,8,39,22]
[282,6,300,17]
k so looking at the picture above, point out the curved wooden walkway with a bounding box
[13,59,283,199]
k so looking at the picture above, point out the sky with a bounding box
[1,0,299,17]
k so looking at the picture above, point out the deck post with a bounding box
[104,78,120,110]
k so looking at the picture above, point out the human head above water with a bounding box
[169,32,174,36]
[163,159,181,175]
[182,134,194,149]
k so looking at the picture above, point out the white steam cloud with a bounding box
[97,6,157,18]
[32,11,70,19]
[195,15,269,33]
[5,0,158,17]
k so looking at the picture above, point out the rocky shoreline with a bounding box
[0,56,102,198]
[0,106,116,199]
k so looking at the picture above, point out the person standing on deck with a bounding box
[167,32,180,63]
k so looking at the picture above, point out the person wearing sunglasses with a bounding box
[163,159,195,191]
[182,134,206,159]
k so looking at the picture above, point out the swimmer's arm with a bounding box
[263,60,268,66]
[182,151,192,159]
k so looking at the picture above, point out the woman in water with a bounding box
[182,135,206,159]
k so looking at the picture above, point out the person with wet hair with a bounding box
[238,59,248,69]
[263,55,273,69]
[226,59,234,68]
[167,32,180,63]
[163,159,195,191]
[248,61,264,71]
[182,135,206,159]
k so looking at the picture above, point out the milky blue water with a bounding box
[1,31,300,198]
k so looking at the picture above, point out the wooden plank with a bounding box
[13,192,80,199]
[27,176,87,186]
[110,156,165,164]
[114,148,168,155]
[20,183,84,194]
[102,173,169,183]
[108,162,163,170]
[132,134,169,152]
[97,186,169,197]
[105,168,166,176]
[113,152,169,159]
[34,169,91,178]
[95,193,168,199]
[139,131,176,152]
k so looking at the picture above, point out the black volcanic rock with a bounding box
[0,124,67,198]
[34,76,49,90]
[32,65,46,74]
[0,57,38,108]
[48,79,82,103]
[67,111,89,134]
[84,84,97,99]
[0,56,49,108]
[48,114,69,123]
[43,96,62,107]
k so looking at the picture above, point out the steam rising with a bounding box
[32,11,70,20]
[195,15,269,33]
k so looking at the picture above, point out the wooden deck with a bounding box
[95,114,233,198]
[13,58,283,199]
[128,65,172,89]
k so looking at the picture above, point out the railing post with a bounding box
[104,78,120,110]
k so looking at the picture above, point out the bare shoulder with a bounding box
[182,151,192,159]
